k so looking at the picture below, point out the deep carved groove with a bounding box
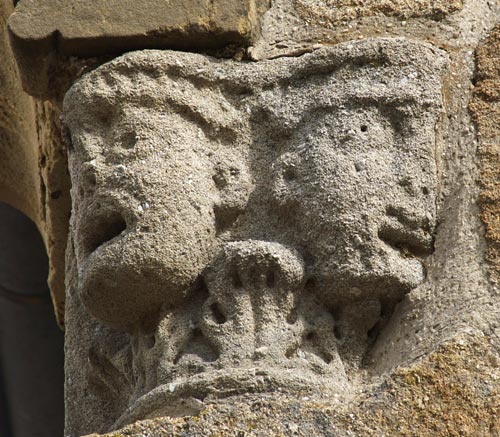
[367,322,381,341]
[287,307,298,324]
[214,205,240,234]
[86,213,127,255]
[174,328,218,364]
[231,267,243,289]
[144,335,156,349]
[210,302,227,324]
[302,332,333,364]
[266,270,276,287]
[334,325,343,340]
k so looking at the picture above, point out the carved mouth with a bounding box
[79,205,128,259]
[378,220,434,257]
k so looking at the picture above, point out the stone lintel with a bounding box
[7,0,270,99]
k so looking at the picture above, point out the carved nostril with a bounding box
[266,270,276,287]
[231,267,243,289]
[210,302,227,325]
[85,212,127,255]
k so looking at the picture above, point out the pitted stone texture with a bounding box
[249,0,498,63]
[85,333,500,437]
[63,38,448,434]
[471,25,500,286]
[294,0,463,26]
[7,0,270,98]
[0,0,69,324]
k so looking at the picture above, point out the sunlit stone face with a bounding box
[270,102,438,307]
[68,107,223,328]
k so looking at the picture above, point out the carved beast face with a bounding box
[63,38,447,331]
[270,102,438,307]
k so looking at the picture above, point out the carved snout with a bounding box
[75,193,218,331]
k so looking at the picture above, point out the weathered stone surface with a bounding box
[34,100,72,326]
[0,0,70,325]
[7,0,270,98]
[250,0,498,62]
[85,332,500,436]
[294,0,463,27]
[0,0,39,221]
[62,37,456,435]
[471,24,500,286]
[2,0,498,434]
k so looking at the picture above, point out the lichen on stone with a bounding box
[470,25,500,285]
[85,334,500,436]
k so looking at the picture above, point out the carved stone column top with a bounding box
[63,37,452,432]
[63,37,447,328]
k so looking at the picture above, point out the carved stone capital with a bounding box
[63,37,449,432]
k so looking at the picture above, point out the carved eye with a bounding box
[360,125,368,133]
[212,166,242,189]
[212,172,227,189]
[119,130,138,149]
[229,167,240,177]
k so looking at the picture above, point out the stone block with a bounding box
[0,0,70,325]
[62,37,450,434]
[7,0,270,98]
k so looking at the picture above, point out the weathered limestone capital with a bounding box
[2,0,500,435]
[62,37,458,433]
